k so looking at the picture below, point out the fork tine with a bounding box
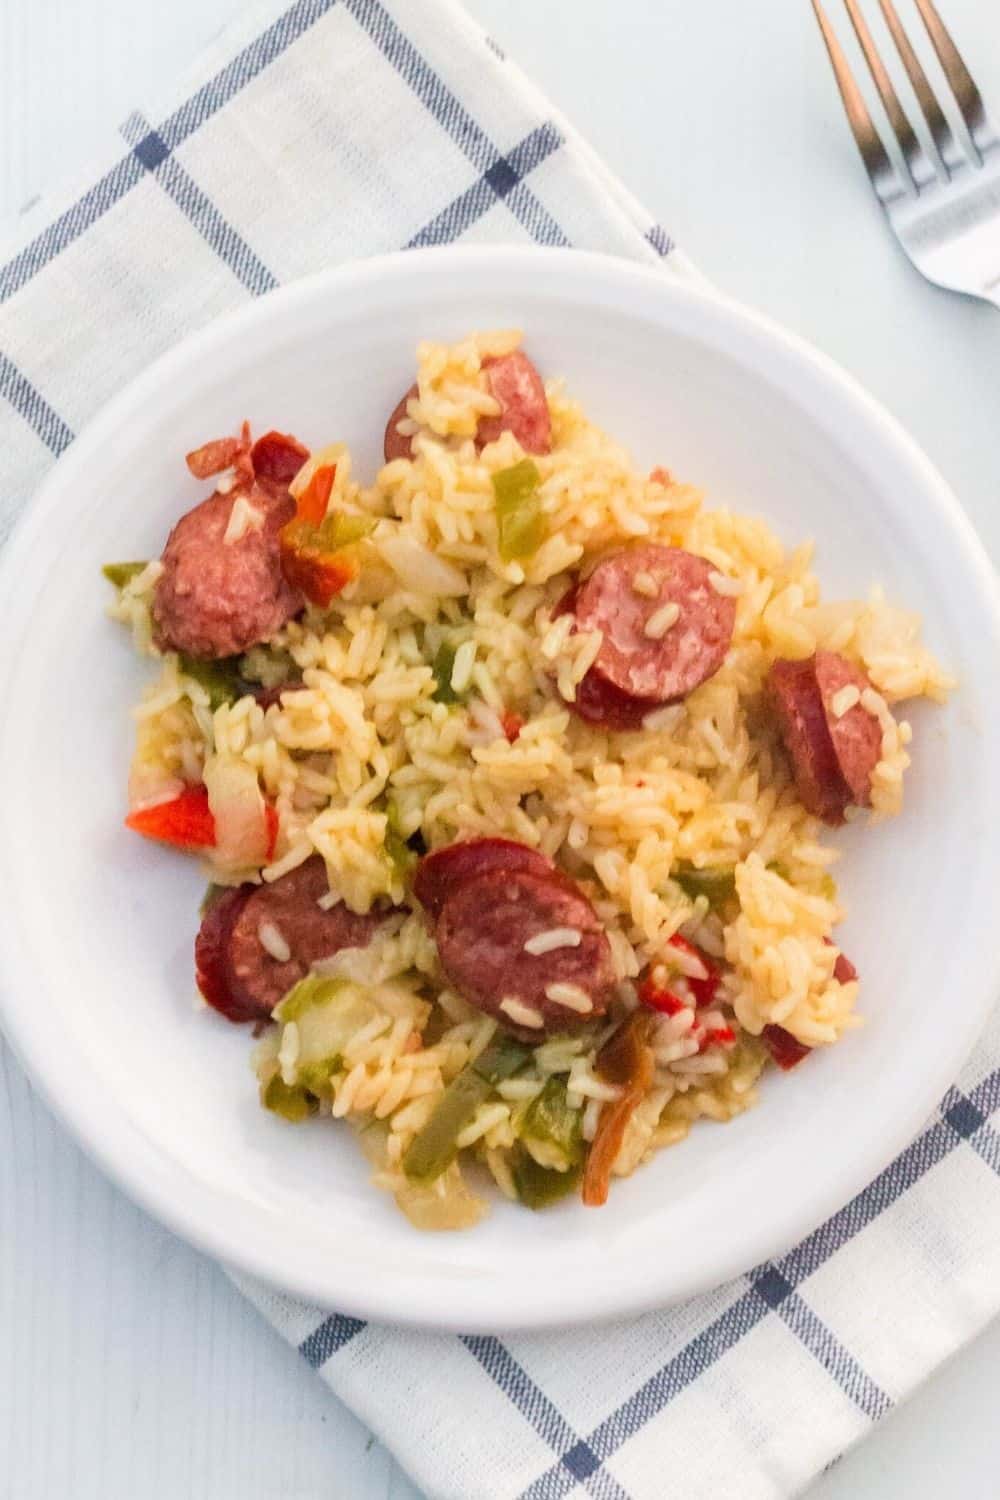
[912,0,986,134]
[842,0,923,178]
[811,0,896,186]
[877,0,953,162]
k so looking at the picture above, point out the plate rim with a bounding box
[2,243,1000,1332]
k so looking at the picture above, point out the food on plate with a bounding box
[106,329,950,1230]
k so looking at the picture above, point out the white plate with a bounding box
[2,246,999,1333]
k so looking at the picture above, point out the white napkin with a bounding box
[3,2,1000,1496]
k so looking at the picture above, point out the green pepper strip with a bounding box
[521,1076,583,1164]
[262,1073,318,1123]
[512,1151,582,1210]
[178,654,249,712]
[102,560,149,589]
[674,864,737,908]
[431,641,461,703]
[492,459,545,563]
[402,1035,531,1185]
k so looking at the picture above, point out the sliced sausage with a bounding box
[384,385,418,463]
[477,351,552,455]
[434,866,615,1039]
[250,430,310,486]
[205,858,384,1021]
[195,886,255,1022]
[814,651,882,808]
[766,658,849,825]
[153,483,302,660]
[414,837,553,922]
[571,667,652,730]
[573,545,736,703]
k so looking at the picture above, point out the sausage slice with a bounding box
[152,483,302,660]
[414,837,554,922]
[435,866,615,1039]
[195,886,255,1023]
[573,545,736,703]
[766,658,848,824]
[196,858,383,1022]
[813,651,882,808]
[477,351,552,455]
[571,667,652,729]
[384,384,418,463]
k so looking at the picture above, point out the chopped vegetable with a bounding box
[178,653,248,711]
[501,711,523,743]
[279,511,375,607]
[637,979,687,1016]
[431,641,461,703]
[520,1077,583,1171]
[295,464,336,525]
[674,863,736,908]
[102,561,149,589]
[357,1118,487,1230]
[274,973,349,1023]
[125,786,215,849]
[262,1073,318,1122]
[203,754,270,870]
[274,976,379,1087]
[761,1024,811,1071]
[512,1150,582,1209]
[395,1160,488,1231]
[492,459,545,563]
[378,531,468,597]
[582,1012,653,1208]
[384,800,417,881]
[402,1034,531,1185]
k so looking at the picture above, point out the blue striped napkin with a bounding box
[3,2,1000,1496]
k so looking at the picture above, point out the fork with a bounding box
[812,0,1000,307]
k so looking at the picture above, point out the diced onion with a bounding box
[376,530,467,598]
[203,754,268,870]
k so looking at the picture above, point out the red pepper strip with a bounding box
[125,786,216,849]
[264,804,279,862]
[127,787,280,862]
[279,522,358,607]
[250,430,310,486]
[294,464,336,526]
[501,711,524,744]
[668,934,721,1008]
[637,978,687,1016]
[699,1025,735,1053]
[761,1024,811,1071]
[582,1012,654,1208]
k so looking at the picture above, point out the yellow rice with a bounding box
[111,329,950,1229]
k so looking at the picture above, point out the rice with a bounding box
[118,328,949,1228]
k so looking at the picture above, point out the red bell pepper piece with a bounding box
[762,1024,811,1071]
[637,978,688,1016]
[127,786,280,861]
[501,711,524,744]
[125,786,216,849]
[294,464,336,526]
